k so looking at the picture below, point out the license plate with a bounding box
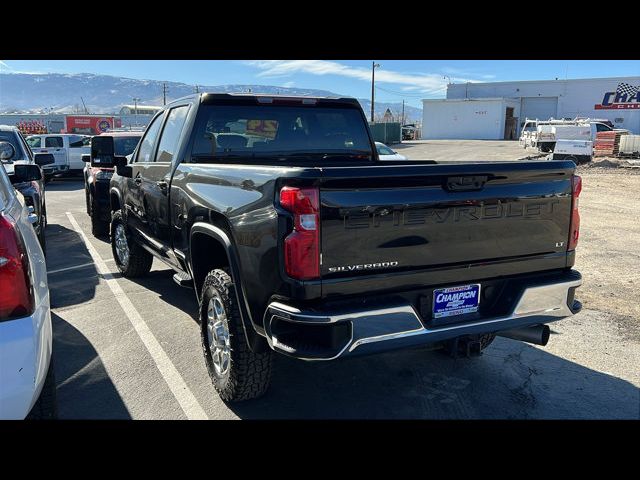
[433,284,481,318]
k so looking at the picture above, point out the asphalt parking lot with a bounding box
[44,149,640,419]
[395,139,545,162]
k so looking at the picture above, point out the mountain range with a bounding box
[0,73,422,123]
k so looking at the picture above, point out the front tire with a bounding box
[110,210,153,277]
[200,269,272,402]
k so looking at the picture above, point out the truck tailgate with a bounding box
[320,161,575,287]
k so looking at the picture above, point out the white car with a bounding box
[0,160,54,419]
[376,142,408,161]
[26,134,91,179]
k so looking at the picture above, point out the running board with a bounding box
[172,271,193,288]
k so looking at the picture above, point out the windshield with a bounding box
[191,104,373,161]
[113,136,141,156]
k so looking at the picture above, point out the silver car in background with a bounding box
[0,161,54,419]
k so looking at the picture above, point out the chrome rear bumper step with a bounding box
[263,271,582,360]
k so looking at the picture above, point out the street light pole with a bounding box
[371,62,380,123]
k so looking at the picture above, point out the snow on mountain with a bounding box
[0,72,422,122]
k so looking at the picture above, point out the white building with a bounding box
[119,105,162,116]
[422,76,640,139]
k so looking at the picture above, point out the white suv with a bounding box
[0,161,54,419]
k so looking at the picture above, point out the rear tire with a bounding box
[110,210,153,277]
[90,193,108,237]
[200,269,272,402]
[478,333,496,350]
[85,188,91,216]
[38,200,47,255]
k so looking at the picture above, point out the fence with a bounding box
[368,122,402,144]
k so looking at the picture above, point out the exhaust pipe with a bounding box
[497,324,550,346]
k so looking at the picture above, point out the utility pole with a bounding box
[401,99,405,126]
[371,62,380,123]
[162,83,168,106]
[80,97,89,114]
[133,97,140,126]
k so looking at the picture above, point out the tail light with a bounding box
[280,186,320,280]
[568,175,582,250]
[0,213,33,320]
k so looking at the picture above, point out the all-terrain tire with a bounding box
[38,200,47,256]
[89,192,109,237]
[478,333,496,350]
[200,269,272,402]
[110,209,153,277]
[27,357,57,420]
[85,188,91,216]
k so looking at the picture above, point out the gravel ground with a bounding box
[573,165,640,341]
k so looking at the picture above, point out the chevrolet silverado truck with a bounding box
[106,93,583,402]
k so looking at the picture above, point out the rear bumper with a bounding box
[263,270,582,360]
[0,299,52,419]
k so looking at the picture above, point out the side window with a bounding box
[155,106,190,163]
[16,131,33,161]
[595,123,611,132]
[45,136,63,148]
[26,136,41,148]
[135,113,165,163]
[69,136,85,148]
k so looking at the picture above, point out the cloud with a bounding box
[282,81,295,88]
[0,61,45,75]
[244,60,466,95]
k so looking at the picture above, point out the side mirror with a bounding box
[0,141,16,162]
[114,155,132,178]
[81,154,91,163]
[91,136,115,167]
[9,164,43,184]
[34,153,55,166]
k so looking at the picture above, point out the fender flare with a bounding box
[190,222,264,351]
[109,186,123,212]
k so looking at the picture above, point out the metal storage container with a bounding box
[619,135,640,155]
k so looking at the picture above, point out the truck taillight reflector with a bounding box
[0,214,33,320]
[568,175,582,250]
[280,186,320,280]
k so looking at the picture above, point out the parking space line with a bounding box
[48,262,96,275]
[65,212,208,420]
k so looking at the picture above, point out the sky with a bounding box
[1,60,639,108]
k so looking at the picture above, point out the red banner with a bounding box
[65,116,117,135]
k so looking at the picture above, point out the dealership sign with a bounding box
[595,83,640,109]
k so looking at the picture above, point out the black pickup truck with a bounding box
[106,93,583,402]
